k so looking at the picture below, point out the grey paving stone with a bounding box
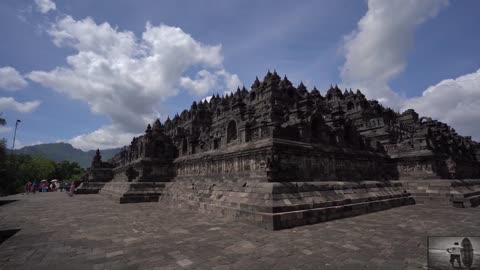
[0,192,478,269]
[176,258,193,267]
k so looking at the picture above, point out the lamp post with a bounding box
[10,120,20,189]
[11,119,21,156]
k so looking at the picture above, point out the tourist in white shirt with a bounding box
[446,242,462,268]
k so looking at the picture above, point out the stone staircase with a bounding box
[99,182,167,204]
[75,182,108,194]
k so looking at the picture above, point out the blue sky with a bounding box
[0,0,479,150]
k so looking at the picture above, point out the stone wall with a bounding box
[400,179,480,207]
[87,168,113,182]
[173,138,393,183]
[174,139,272,182]
[160,180,414,230]
[111,158,175,183]
[99,182,167,204]
[270,139,393,181]
[394,152,480,180]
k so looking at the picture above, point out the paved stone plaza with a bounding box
[0,192,479,270]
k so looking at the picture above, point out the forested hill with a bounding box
[15,143,121,168]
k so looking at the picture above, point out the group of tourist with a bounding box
[24,180,76,196]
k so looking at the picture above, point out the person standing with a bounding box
[68,182,75,197]
[32,181,36,194]
[25,181,32,194]
[446,242,462,268]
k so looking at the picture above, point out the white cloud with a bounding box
[341,0,480,140]
[68,125,139,151]
[403,69,480,140]
[0,126,12,133]
[180,70,219,96]
[0,66,28,90]
[340,0,448,109]
[179,69,242,96]
[0,97,40,113]
[216,69,242,91]
[27,15,241,150]
[34,0,56,14]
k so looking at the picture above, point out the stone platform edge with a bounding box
[75,182,107,194]
[399,179,480,208]
[159,180,415,230]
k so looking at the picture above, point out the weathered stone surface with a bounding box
[75,181,108,194]
[401,179,480,207]
[76,150,114,194]
[1,192,480,269]
[160,180,414,230]
[99,182,166,204]
[82,71,480,229]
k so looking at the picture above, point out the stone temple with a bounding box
[79,71,480,230]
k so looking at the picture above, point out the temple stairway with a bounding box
[75,182,108,194]
[98,182,167,204]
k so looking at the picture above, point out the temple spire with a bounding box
[251,76,261,89]
[263,70,273,82]
[281,75,292,87]
[297,82,308,97]
[272,70,280,81]
[152,118,162,131]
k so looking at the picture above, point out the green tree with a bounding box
[0,116,10,195]
[52,160,85,181]
[17,156,56,183]
[0,113,86,194]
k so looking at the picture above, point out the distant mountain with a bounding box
[15,143,121,168]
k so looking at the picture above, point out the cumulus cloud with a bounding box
[180,69,241,96]
[0,97,40,113]
[340,0,448,109]
[341,0,480,140]
[216,69,242,92]
[0,66,28,90]
[403,69,480,140]
[34,0,56,14]
[180,70,219,96]
[27,15,241,150]
[68,125,139,151]
[0,67,39,114]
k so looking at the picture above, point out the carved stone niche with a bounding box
[226,120,238,143]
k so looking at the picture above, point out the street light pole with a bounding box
[10,120,20,190]
[11,120,21,156]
